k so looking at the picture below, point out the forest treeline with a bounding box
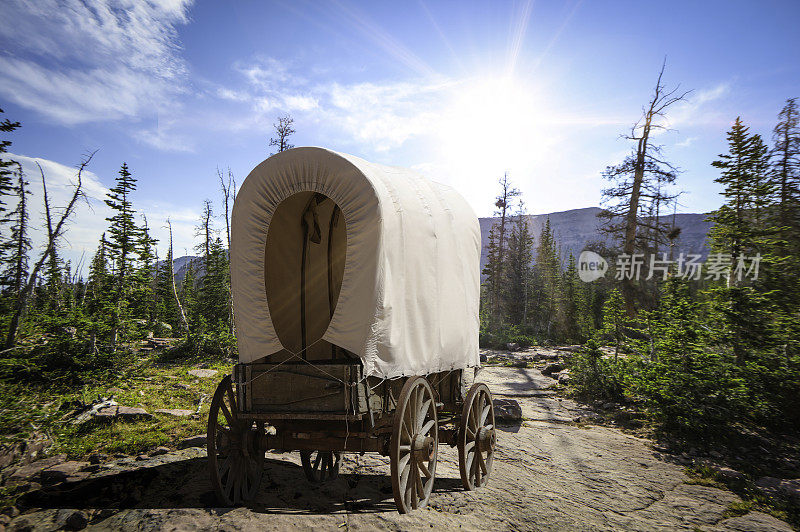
[0,114,298,381]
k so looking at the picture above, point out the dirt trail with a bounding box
[7,366,794,531]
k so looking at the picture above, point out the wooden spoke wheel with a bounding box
[207,375,265,505]
[391,376,438,514]
[458,382,496,490]
[300,451,341,482]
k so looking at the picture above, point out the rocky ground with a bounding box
[1,349,796,531]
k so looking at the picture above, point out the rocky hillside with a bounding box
[479,207,712,272]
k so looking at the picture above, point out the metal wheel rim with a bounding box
[458,382,495,490]
[391,376,438,514]
[300,450,341,482]
[207,375,265,505]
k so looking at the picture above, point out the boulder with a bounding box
[55,509,89,531]
[558,372,571,385]
[506,343,520,352]
[40,461,90,484]
[155,409,194,417]
[88,453,107,465]
[151,446,170,456]
[542,363,564,376]
[711,466,745,481]
[492,399,522,424]
[179,435,207,449]
[116,406,152,420]
[188,369,218,379]
[8,455,66,482]
[756,476,800,503]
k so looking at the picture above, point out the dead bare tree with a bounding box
[218,167,237,334]
[217,167,236,250]
[599,60,689,315]
[167,219,189,336]
[269,114,295,154]
[4,152,94,348]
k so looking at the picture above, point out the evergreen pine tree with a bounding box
[0,170,31,314]
[0,108,21,218]
[502,207,534,327]
[104,163,139,348]
[533,218,561,339]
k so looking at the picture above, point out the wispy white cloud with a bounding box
[0,0,193,125]
[664,82,731,129]
[675,136,698,148]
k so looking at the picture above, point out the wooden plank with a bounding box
[239,412,364,421]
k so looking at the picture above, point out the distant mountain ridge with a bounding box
[167,207,713,278]
[478,206,712,272]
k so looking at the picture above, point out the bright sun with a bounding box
[436,76,550,192]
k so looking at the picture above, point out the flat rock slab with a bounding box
[155,409,194,417]
[6,366,794,531]
[40,462,89,484]
[116,406,152,420]
[187,369,218,379]
[7,455,67,482]
[178,435,207,449]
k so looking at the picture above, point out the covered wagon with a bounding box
[207,147,497,513]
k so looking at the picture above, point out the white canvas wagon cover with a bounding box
[231,147,480,379]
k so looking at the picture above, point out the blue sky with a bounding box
[1,0,798,270]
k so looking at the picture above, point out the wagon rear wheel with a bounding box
[207,375,265,505]
[458,382,495,490]
[300,451,341,482]
[391,376,438,514]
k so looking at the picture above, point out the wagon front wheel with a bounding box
[300,450,340,482]
[391,376,438,514]
[458,382,495,490]
[207,375,265,505]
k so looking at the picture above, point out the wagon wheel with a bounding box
[391,376,438,514]
[207,375,265,505]
[300,451,341,482]
[458,382,496,490]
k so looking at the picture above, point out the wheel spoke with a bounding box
[420,419,435,436]
[313,452,322,473]
[400,458,412,493]
[411,465,419,509]
[418,460,431,478]
[480,404,491,425]
[478,451,487,475]
[418,398,432,431]
[218,456,232,478]
[225,384,237,414]
[220,401,234,426]
[401,417,412,441]
[398,452,411,473]
[415,463,424,499]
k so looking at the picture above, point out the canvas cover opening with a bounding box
[264,192,347,361]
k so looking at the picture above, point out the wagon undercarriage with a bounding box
[206,363,496,513]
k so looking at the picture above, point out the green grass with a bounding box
[0,350,231,460]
